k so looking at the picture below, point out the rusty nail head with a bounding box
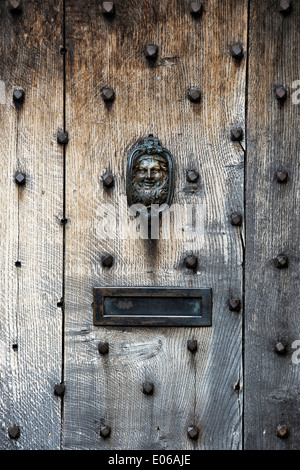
[275,86,287,100]
[10,0,22,10]
[229,298,241,312]
[187,426,199,440]
[276,171,288,183]
[98,341,109,355]
[185,255,198,269]
[188,88,201,103]
[230,212,242,226]
[145,44,158,59]
[8,425,20,439]
[187,340,198,353]
[280,0,291,13]
[102,87,115,101]
[13,89,25,102]
[275,341,287,354]
[186,170,199,183]
[102,2,114,14]
[142,382,154,395]
[275,254,288,269]
[15,172,26,185]
[190,2,202,15]
[231,43,244,59]
[100,425,111,438]
[277,424,288,438]
[54,383,65,397]
[57,130,69,144]
[231,128,243,141]
[101,254,114,268]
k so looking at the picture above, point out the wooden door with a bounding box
[0,0,299,451]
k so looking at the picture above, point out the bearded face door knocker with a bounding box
[126,137,175,220]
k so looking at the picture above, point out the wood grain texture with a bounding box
[245,0,300,450]
[0,1,63,449]
[64,0,246,450]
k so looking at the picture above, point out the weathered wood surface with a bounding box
[0,1,63,449]
[245,0,300,450]
[64,0,246,450]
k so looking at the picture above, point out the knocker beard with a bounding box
[132,180,169,208]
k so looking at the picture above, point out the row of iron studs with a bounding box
[9,0,293,443]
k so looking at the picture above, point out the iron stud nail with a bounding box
[277,424,288,438]
[10,0,22,10]
[188,88,201,103]
[142,382,154,395]
[102,2,114,14]
[280,0,291,13]
[230,128,243,141]
[184,255,198,269]
[275,86,287,100]
[186,170,199,183]
[100,425,111,438]
[190,2,202,15]
[275,254,288,269]
[229,298,241,312]
[57,130,69,144]
[102,172,114,188]
[13,89,25,102]
[15,172,26,186]
[98,341,109,355]
[276,171,288,183]
[145,44,158,59]
[231,43,244,59]
[101,254,114,268]
[187,426,199,440]
[275,341,287,354]
[230,212,242,226]
[102,87,115,102]
[54,383,65,397]
[187,340,198,353]
[8,425,20,439]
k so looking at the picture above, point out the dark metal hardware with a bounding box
[187,426,199,440]
[102,172,114,188]
[280,0,291,13]
[275,86,287,100]
[10,0,22,10]
[276,171,288,183]
[8,426,20,439]
[13,89,25,102]
[275,254,288,269]
[230,128,243,141]
[145,44,158,59]
[102,2,114,15]
[126,137,174,211]
[100,425,111,438]
[15,172,26,186]
[228,298,241,312]
[187,340,198,353]
[184,255,198,270]
[190,2,202,15]
[142,382,154,395]
[102,87,115,102]
[277,424,288,438]
[188,88,201,102]
[230,43,244,59]
[57,130,69,144]
[230,212,242,226]
[186,170,199,183]
[54,383,65,397]
[101,254,114,268]
[98,341,109,355]
[93,287,212,327]
[275,341,287,354]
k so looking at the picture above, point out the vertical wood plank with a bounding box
[64,0,247,449]
[245,0,300,450]
[0,1,64,449]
